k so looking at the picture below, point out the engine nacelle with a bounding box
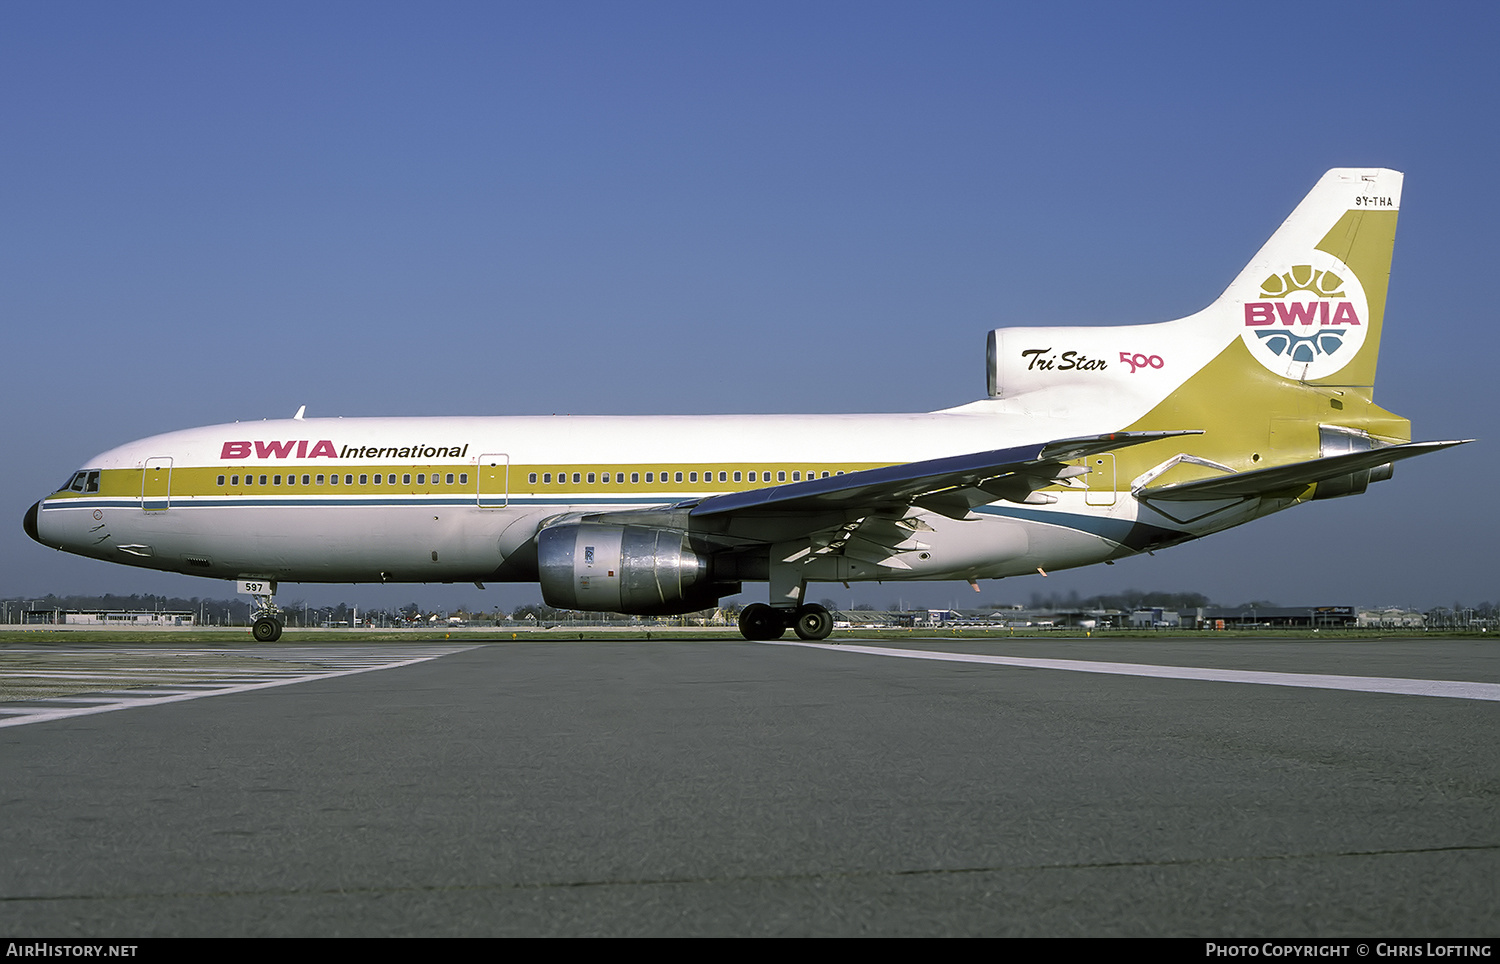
[536,523,738,615]
[1313,425,1394,500]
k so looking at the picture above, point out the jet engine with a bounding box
[536,523,739,615]
[1313,425,1395,500]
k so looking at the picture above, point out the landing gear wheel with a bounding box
[738,603,786,641]
[793,604,834,641]
[252,617,283,643]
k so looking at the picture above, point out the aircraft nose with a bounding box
[23,501,41,545]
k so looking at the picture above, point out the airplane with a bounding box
[25,168,1468,642]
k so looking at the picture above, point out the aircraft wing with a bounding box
[1135,439,1470,502]
[684,430,1201,522]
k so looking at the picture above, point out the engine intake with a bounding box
[537,523,737,615]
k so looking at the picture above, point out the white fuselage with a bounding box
[30,407,1261,590]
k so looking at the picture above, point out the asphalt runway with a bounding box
[0,636,1494,937]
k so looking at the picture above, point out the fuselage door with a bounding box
[478,453,509,507]
[142,457,173,511]
[1084,454,1117,506]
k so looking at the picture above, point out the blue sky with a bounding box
[4,1,1497,614]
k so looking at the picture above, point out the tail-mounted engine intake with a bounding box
[537,523,739,615]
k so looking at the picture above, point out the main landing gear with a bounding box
[738,602,834,641]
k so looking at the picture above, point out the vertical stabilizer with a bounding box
[1222,168,1401,388]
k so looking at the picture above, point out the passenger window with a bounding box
[404,474,412,485]
[778,471,786,482]
[646,472,654,483]
[528,473,537,484]
[572,473,580,484]
[303,474,311,485]
[459,473,467,484]
[719,471,727,482]
[232,475,240,485]
[601,472,609,484]
[446,473,455,484]
[259,475,268,485]
[749,471,757,482]
[734,471,742,482]
[674,471,683,483]
[793,471,801,481]
[822,471,830,478]
[317,475,325,485]
[217,475,225,486]
[345,475,353,485]
[631,472,639,483]
[274,475,282,485]
[543,473,551,484]
[689,471,698,483]
[360,475,369,485]
[373,474,382,485]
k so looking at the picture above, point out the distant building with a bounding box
[1358,608,1425,628]
[1195,606,1355,629]
[1129,608,1181,628]
[27,610,198,626]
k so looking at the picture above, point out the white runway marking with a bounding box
[0,646,476,728]
[775,641,1500,702]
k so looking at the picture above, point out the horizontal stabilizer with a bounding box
[1136,440,1470,502]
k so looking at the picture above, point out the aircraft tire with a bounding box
[252,617,283,643]
[738,603,785,641]
[792,604,834,641]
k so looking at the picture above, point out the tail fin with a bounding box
[1119,168,1412,482]
[974,169,1413,481]
[982,169,1403,422]
[1222,168,1401,388]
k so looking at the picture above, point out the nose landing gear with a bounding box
[251,615,283,642]
[239,579,284,642]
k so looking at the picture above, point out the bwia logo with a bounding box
[221,440,338,459]
[1240,250,1368,380]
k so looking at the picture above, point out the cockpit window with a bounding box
[62,470,101,494]
[62,470,100,494]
